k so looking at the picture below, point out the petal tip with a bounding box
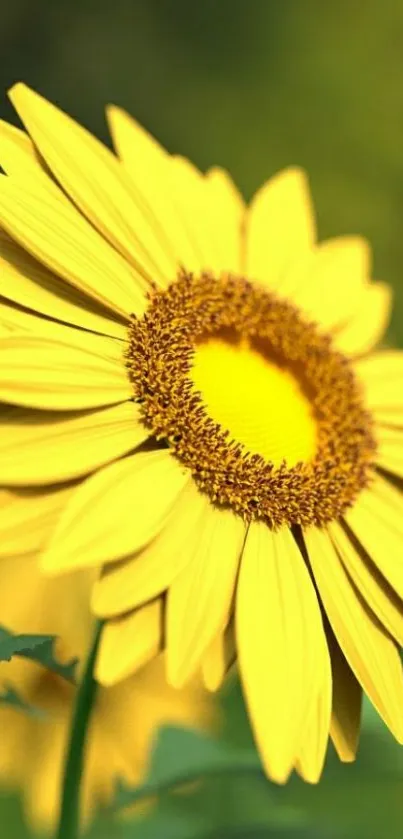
[8,81,31,105]
[94,657,118,688]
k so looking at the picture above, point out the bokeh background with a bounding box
[1,1,403,837]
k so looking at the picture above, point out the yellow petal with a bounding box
[10,83,175,284]
[371,408,403,427]
[328,519,403,646]
[366,471,403,519]
[169,156,223,274]
[328,631,362,762]
[0,177,145,319]
[92,479,209,617]
[0,118,48,181]
[333,282,392,356]
[354,350,403,411]
[246,168,315,291]
[204,167,245,274]
[344,477,403,600]
[107,105,203,273]
[110,107,239,277]
[0,230,126,339]
[0,402,147,485]
[236,523,325,783]
[0,116,75,220]
[202,622,235,692]
[0,299,126,361]
[42,450,189,573]
[289,236,369,330]
[0,299,69,340]
[375,426,403,478]
[0,335,131,410]
[96,600,162,686]
[0,319,14,337]
[296,632,332,783]
[304,527,403,742]
[167,507,245,687]
[0,485,72,559]
[376,426,403,445]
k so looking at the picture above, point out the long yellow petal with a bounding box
[328,520,403,646]
[0,320,14,337]
[296,631,332,783]
[304,527,403,742]
[96,600,162,686]
[0,485,73,559]
[202,621,235,692]
[372,409,403,426]
[0,299,126,360]
[236,523,325,783]
[204,167,245,274]
[169,156,224,274]
[10,83,176,284]
[92,479,209,617]
[0,336,131,410]
[376,426,403,446]
[111,109,239,278]
[41,450,189,573]
[333,282,392,356]
[0,299,75,341]
[0,402,147,485]
[344,477,403,600]
[290,236,369,330]
[107,105,203,273]
[246,168,315,291]
[328,631,362,762]
[0,116,78,224]
[166,507,245,687]
[0,230,126,339]
[375,426,403,478]
[354,350,403,410]
[366,471,403,518]
[0,178,145,319]
[0,118,51,182]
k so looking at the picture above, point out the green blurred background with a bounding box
[2,1,403,837]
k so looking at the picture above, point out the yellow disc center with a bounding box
[191,334,317,467]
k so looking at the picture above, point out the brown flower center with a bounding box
[127,272,376,528]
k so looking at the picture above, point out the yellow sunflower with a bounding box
[0,82,403,786]
[0,550,209,832]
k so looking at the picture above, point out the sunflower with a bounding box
[1,82,403,786]
[0,548,209,832]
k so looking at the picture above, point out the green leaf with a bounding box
[113,725,263,810]
[0,625,77,682]
[0,685,46,718]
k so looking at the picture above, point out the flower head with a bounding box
[1,83,402,785]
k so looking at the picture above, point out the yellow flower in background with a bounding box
[0,82,403,785]
[0,550,209,832]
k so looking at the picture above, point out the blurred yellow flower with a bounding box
[0,553,209,832]
[0,82,403,787]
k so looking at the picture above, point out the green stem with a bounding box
[55,620,103,839]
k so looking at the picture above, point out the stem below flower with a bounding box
[55,620,103,839]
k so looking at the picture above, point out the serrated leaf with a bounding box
[0,625,77,682]
[0,625,53,661]
[113,725,263,810]
[0,684,46,718]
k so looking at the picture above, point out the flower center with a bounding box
[191,333,317,468]
[127,272,376,528]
